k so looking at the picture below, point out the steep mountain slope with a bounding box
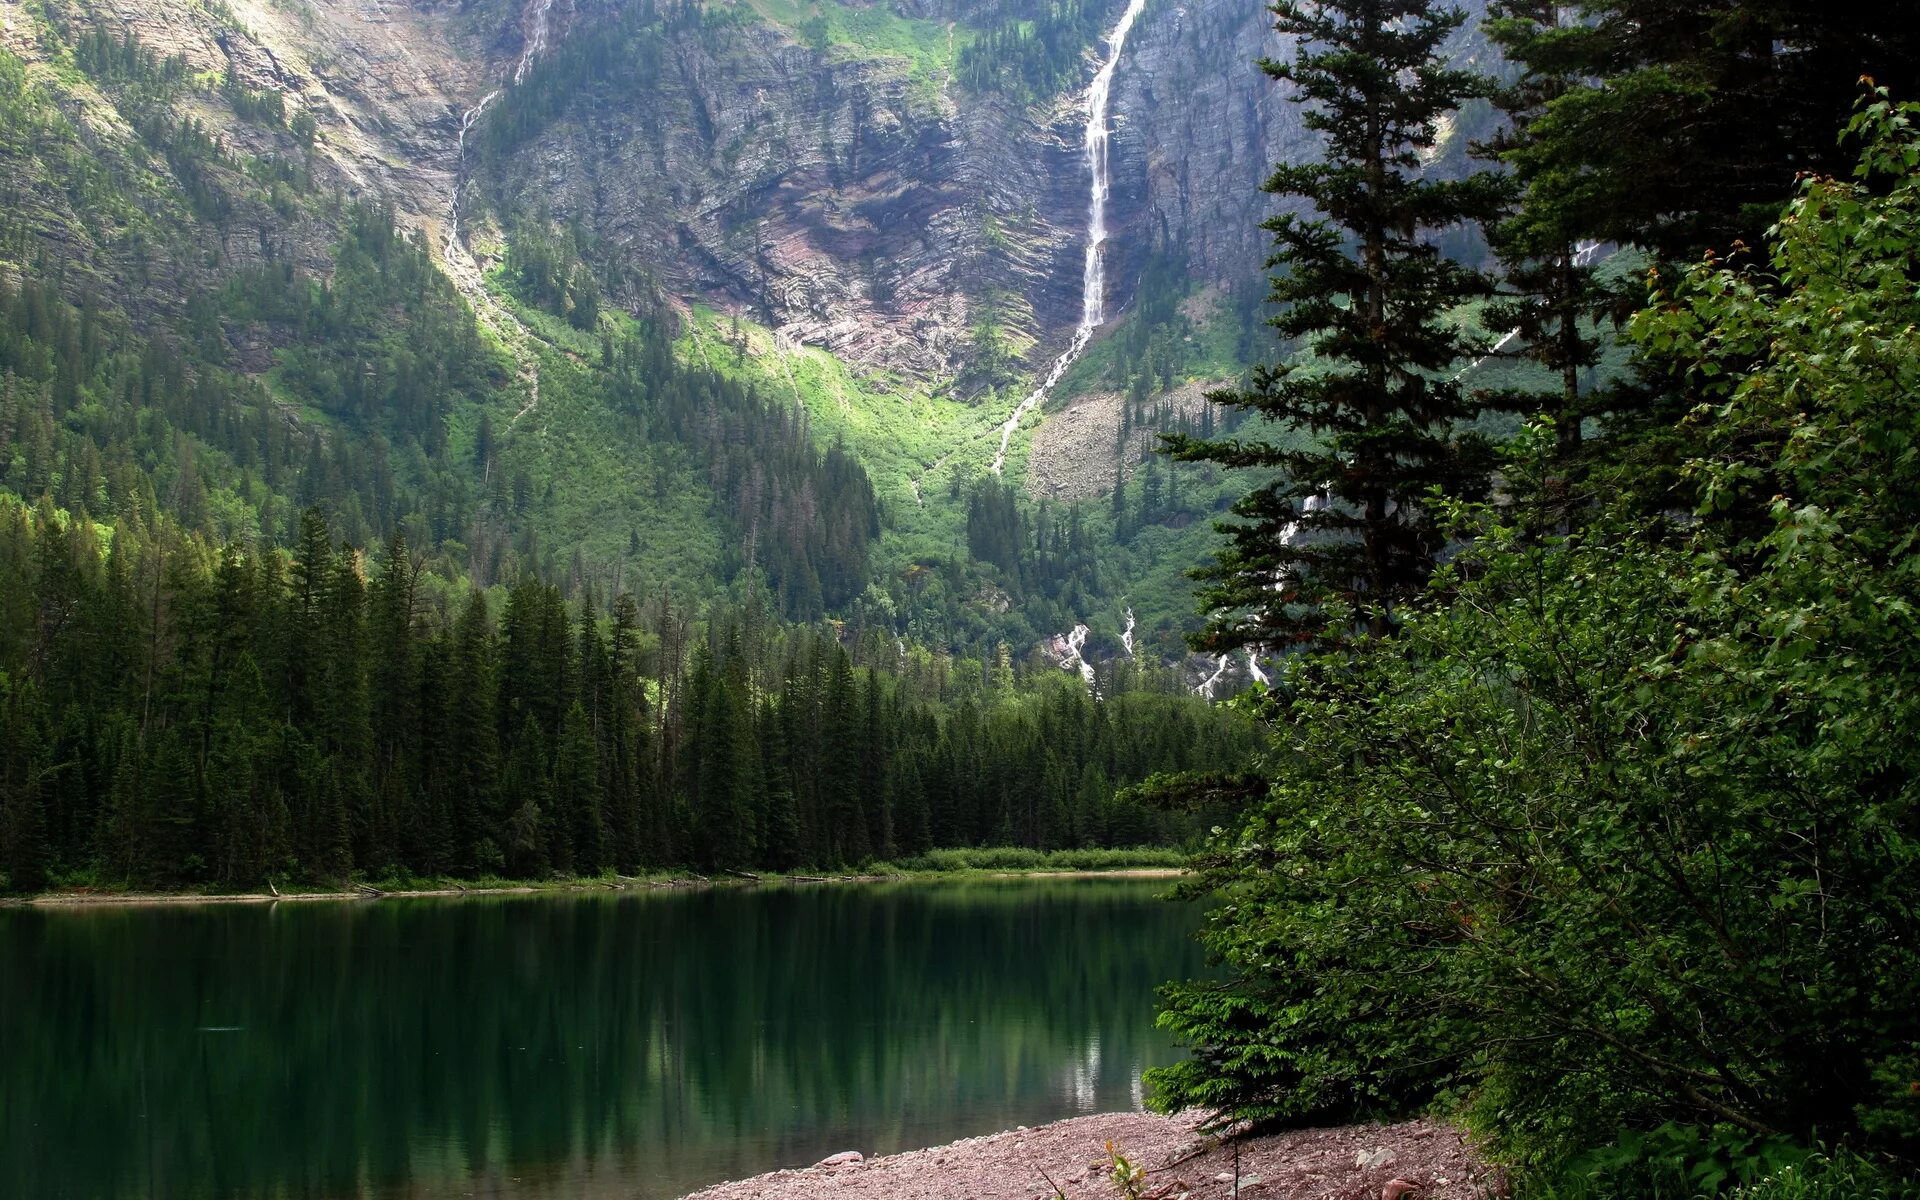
[0,0,1493,669]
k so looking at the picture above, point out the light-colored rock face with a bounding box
[1024,378,1217,503]
[1110,0,1299,299]
[20,0,488,279]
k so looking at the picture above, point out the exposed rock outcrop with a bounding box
[478,5,1092,380]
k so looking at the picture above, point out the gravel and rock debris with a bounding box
[678,1112,1495,1200]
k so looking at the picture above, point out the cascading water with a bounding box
[1453,240,1605,382]
[514,0,555,84]
[1120,607,1135,658]
[1055,624,1096,689]
[445,0,557,262]
[444,90,500,261]
[1196,655,1231,701]
[989,0,1150,476]
[1244,650,1269,688]
[1192,490,1324,699]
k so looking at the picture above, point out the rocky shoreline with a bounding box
[677,1112,1494,1200]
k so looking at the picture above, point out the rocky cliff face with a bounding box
[4,0,487,313]
[1111,0,1493,312]
[473,1,1099,382]
[469,0,1491,384]
[8,0,1493,386]
[1109,0,1294,301]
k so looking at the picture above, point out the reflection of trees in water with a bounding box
[1,882,1204,1200]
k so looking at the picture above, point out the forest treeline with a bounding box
[1149,2,1920,1196]
[0,498,1254,892]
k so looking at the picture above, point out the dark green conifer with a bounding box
[1166,0,1505,645]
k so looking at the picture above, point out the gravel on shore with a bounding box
[678,1111,1495,1200]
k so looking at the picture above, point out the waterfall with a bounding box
[445,0,557,261]
[1120,606,1135,658]
[1056,623,1096,689]
[514,0,555,84]
[1453,240,1605,382]
[444,90,500,260]
[1244,649,1269,688]
[989,0,1150,475]
[1195,654,1231,701]
[1192,491,1325,699]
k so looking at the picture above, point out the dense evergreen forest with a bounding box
[0,495,1254,891]
[1150,2,1920,1197]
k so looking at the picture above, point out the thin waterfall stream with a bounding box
[989,0,1150,475]
[445,0,556,263]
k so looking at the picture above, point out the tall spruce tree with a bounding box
[1492,0,1920,265]
[1167,0,1504,646]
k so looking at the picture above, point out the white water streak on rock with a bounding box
[513,0,554,84]
[1055,623,1096,689]
[446,0,558,261]
[1244,649,1269,688]
[1453,240,1605,382]
[1195,654,1230,701]
[990,0,1150,475]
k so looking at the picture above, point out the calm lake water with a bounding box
[0,878,1205,1200]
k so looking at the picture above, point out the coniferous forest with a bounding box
[0,493,1253,889]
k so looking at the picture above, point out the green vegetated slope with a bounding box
[677,297,1276,660]
[740,0,970,101]
[0,0,1274,897]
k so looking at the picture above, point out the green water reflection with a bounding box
[0,878,1204,1199]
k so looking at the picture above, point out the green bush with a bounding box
[1148,98,1920,1174]
[891,846,1185,872]
[1521,1137,1920,1200]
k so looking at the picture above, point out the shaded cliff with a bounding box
[465,0,1105,383]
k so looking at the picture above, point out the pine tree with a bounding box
[1166,0,1504,646]
[503,713,551,877]
[1493,0,1920,264]
[757,697,801,870]
[449,589,500,871]
[604,592,647,871]
[554,700,602,874]
[1473,1,1612,474]
[0,680,51,893]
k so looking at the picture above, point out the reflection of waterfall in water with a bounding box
[1066,1035,1103,1111]
[445,0,558,261]
[989,0,1150,475]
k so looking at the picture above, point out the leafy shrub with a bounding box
[1148,98,1920,1174]
[1522,1136,1920,1200]
[891,846,1185,872]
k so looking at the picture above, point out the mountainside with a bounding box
[0,0,1489,669]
